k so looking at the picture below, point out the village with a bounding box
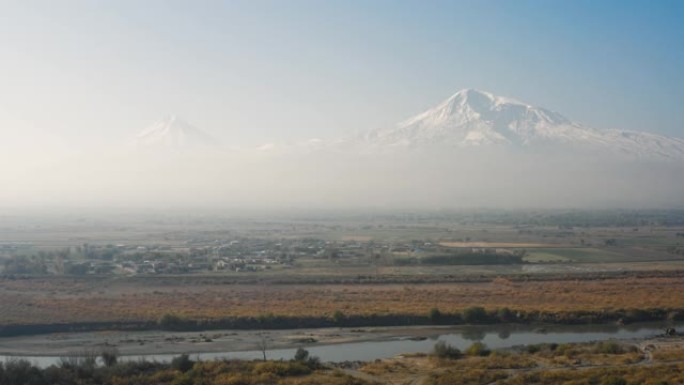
[0,237,449,276]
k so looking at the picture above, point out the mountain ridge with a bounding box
[362,89,684,159]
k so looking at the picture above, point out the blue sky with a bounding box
[0,0,682,145]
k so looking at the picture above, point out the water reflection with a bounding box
[461,329,486,341]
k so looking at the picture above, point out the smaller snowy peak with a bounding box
[133,115,217,151]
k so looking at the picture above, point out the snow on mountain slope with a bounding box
[132,115,217,150]
[364,89,684,158]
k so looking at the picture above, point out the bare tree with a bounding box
[257,333,268,361]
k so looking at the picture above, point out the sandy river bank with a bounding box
[0,325,439,357]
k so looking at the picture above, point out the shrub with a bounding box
[593,341,626,355]
[158,313,185,330]
[294,348,309,362]
[462,306,489,324]
[171,354,194,373]
[253,361,311,376]
[433,341,461,359]
[107,359,157,378]
[332,310,345,324]
[1,359,45,385]
[496,307,514,322]
[306,355,321,368]
[465,342,491,357]
[101,347,119,367]
[429,308,442,324]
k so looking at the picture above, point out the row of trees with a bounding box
[429,306,515,324]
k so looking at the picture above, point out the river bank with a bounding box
[1,322,680,367]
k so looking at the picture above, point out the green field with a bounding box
[523,251,573,263]
[524,247,644,263]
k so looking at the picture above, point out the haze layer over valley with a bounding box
[2,89,683,211]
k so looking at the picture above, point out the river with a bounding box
[1,322,679,367]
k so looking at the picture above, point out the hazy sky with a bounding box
[1,0,683,146]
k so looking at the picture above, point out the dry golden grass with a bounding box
[434,352,538,370]
[496,363,684,385]
[1,276,684,324]
[360,342,660,385]
[653,345,684,362]
[531,342,643,367]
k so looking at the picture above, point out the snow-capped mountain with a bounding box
[132,115,216,150]
[364,89,684,159]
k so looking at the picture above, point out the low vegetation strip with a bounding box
[0,306,680,337]
[0,351,371,385]
[439,242,570,248]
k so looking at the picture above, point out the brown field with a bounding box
[1,275,684,325]
[439,242,572,248]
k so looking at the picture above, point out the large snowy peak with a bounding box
[401,88,571,131]
[364,89,684,159]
